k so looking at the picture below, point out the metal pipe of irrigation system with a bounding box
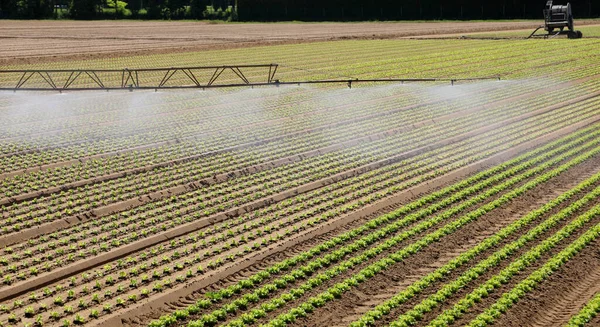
[0,77,503,92]
[0,63,501,92]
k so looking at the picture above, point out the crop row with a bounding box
[462,213,600,327]
[391,186,600,327]
[2,100,598,326]
[4,77,599,241]
[2,98,596,287]
[143,125,600,327]
[352,170,600,327]
[249,140,600,327]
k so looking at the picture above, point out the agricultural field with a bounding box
[0,22,600,327]
[7,20,600,66]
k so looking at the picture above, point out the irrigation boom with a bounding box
[0,64,500,92]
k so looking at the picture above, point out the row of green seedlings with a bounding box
[389,184,600,326]
[0,120,536,324]
[2,77,583,239]
[352,168,600,327]
[251,142,600,327]
[147,121,600,327]
[463,212,600,327]
[2,109,579,293]
[1,114,592,326]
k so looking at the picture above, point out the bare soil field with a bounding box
[2,20,598,65]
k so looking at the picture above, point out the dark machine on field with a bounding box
[529,1,583,39]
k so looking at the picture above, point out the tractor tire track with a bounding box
[496,237,600,327]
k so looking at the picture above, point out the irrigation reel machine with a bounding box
[529,1,583,39]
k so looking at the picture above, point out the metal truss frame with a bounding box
[0,63,501,92]
[0,64,279,91]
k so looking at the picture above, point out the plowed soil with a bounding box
[2,20,598,66]
[494,238,600,327]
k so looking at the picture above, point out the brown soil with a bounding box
[494,237,600,327]
[2,21,598,66]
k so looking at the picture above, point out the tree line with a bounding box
[0,0,597,20]
[0,0,235,19]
